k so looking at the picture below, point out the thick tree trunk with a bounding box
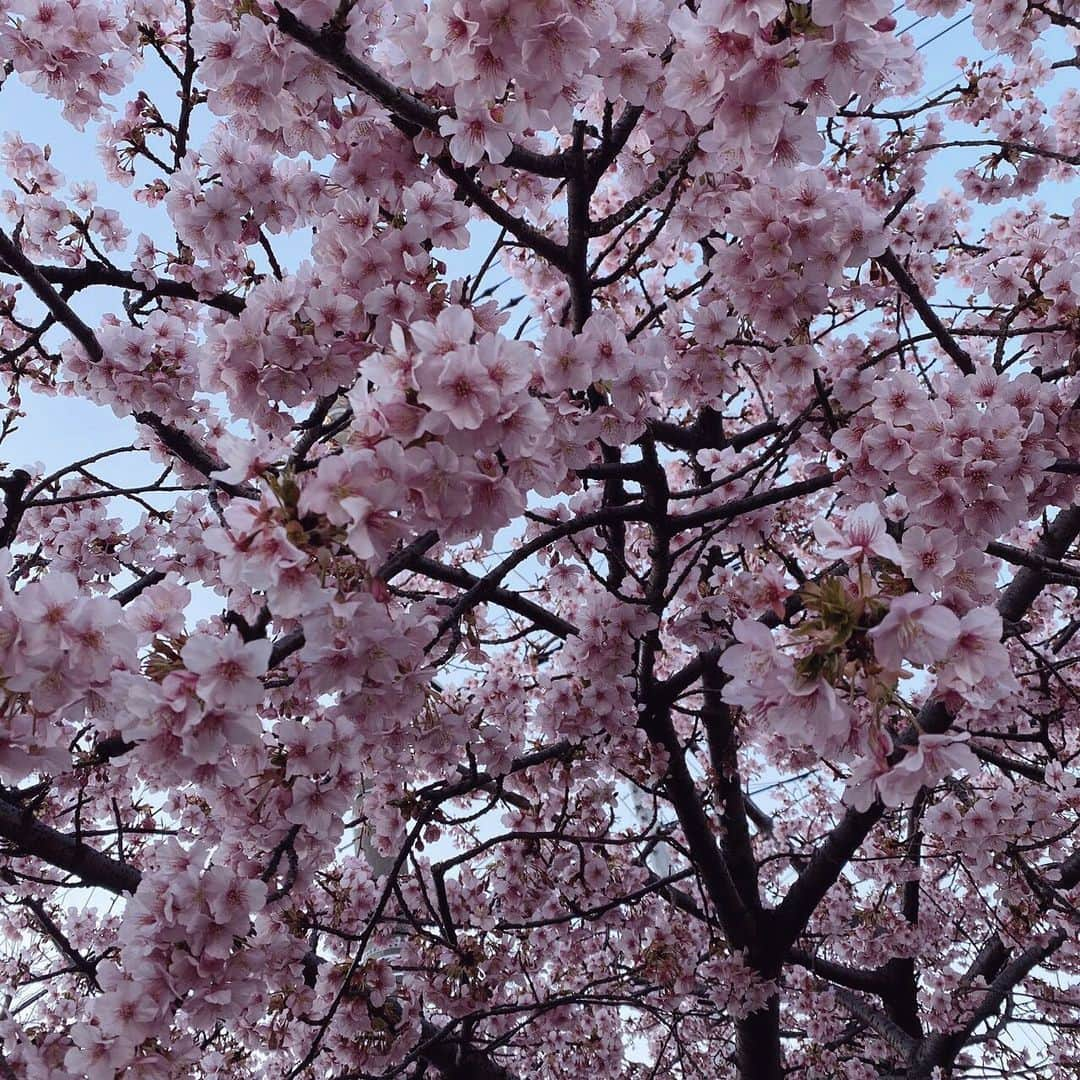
[735,994,783,1080]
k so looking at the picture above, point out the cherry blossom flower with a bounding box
[813,503,903,564]
[439,107,513,166]
[64,1025,136,1080]
[869,593,960,672]
[843,725,894,812]
[181,631,272,711]
[663,48,725,124]
[416,346,502,430]
[719,619,793,714]
[899,526,958,593]
[876,734,981,808]
[775,672,852,753]
[341,482,410,562]
[937,607,1018,705]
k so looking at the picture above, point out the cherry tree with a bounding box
[3,0,1080,1076]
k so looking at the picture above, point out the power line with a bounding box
[899,13,930,35]
[917,11,974,51]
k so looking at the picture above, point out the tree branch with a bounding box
[0,257,244,315]
[0,230,103,363]
[0,797,141,895]
[876,247,975,376]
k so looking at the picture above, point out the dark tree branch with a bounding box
[0,797,141,895]
[0,230,104,363]
[112,570,168,606]
[0,470,30,549]
[877,247,976,375]
[0,258,245,315]
[410,555,579,640]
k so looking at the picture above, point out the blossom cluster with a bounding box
[1,0,138,127]
[721,500,1020,805]
[0,556,136,778]
[835,366,1074,568]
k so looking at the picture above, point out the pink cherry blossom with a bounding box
[416,345,502,430]
[720,618,793,715]
[813,503,903,564]
[876,733,981,808]
[869,593,960,672]
[439,107,513,167]
[181,631,272,711]
[899,525,958,593]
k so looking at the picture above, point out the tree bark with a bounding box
[735,993,784,1080]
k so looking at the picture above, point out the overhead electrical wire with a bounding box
[916,10,975,50]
